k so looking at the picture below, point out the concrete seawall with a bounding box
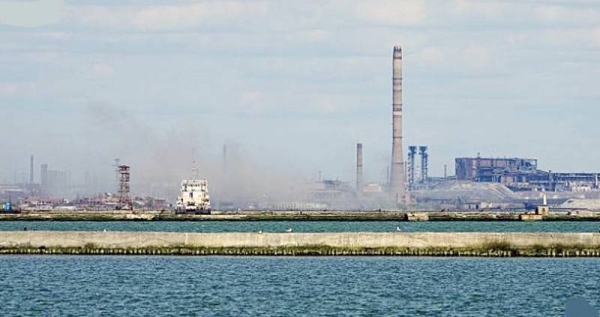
[1,231,600,249]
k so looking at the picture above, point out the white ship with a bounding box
[175,167,211,214]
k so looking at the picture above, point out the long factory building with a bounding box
[455,156,600,192]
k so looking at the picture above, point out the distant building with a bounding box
[0,185,27,200]
[41,164,48,193]
[362,183,384,194]
[310,180,353,201]
[455,157,538,183]
[40,163,69,196]
[455,156,600,192]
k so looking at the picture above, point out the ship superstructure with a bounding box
[176,167,211,214]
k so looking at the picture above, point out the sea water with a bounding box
[0,256,598,316]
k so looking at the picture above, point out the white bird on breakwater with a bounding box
[286,228,293,233]
[396,226,402,232]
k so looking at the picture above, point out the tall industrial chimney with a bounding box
[356,143,363,195]
[390,46,406,203]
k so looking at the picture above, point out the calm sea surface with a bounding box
[0,256,597,316]
[0,220,599,232]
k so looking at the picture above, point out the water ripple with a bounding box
[0,257,598,316]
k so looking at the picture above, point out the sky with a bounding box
[1,0,600,197]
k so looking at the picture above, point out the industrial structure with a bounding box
[7,45,600,213]
[408,146,417,189]
[389,46,406,203]
[419,146,429,183]
[407,145,430,190]
[455,155,600,192]
[455,156,538,183]
[356,143,363,195]
[40,163,68,197]
[117,165,131,209]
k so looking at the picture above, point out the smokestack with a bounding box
[390,46,406,203]
[29,155,34,185]
[356,143,363,194]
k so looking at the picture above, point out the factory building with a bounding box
[455,157,538,183]
[455,156,600,192]
[311,180,353,201]
[526,172,600,192]
[40,163,69,196]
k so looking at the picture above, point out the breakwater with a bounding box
[2,231,600,257]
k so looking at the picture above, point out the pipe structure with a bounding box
[408,146,417,190]
[356,143,363,195]
[390,46,406,203]
[419,146,429,182]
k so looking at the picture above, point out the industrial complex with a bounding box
[2,45,600,213]
[455,156,599,192]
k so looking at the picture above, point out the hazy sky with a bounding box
[1,0,599,193]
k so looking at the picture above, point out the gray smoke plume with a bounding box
[84,101,305,207]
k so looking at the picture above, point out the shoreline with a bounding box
[1,211,599,222]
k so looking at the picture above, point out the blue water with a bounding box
[0,256,597,316]
[0,220,599,232]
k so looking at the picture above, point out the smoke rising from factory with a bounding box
[70,103,310,206]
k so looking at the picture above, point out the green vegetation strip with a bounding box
[2,242,600,257]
